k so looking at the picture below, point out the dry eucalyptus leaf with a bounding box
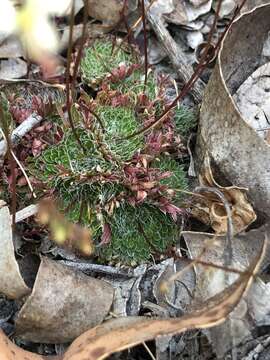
[150,0,175,18]
[183,227,270,357]
[0,58,27,79]
[238,0,270,13]
[191,155,256,234]
[60,23,110,51]
[196,4,270,221]
[0,330,42,360]
[0,207,30,299]
[87,0,136,27]
[233,62,270,142]
[164,0,212,25]
[0,36,23,58]
[212,0,236,18]
[15,257,114,343]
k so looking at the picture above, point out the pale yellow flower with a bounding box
[0,0,72,66]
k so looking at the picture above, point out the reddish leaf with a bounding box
[100,223,112,245]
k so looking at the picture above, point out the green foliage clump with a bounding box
[101,204,178,262]
[97,106,143,160]
[31,38,195,264]
[174,106,197,137]
[81,39,134,85]
[81,38,157,100]
[152,156,187,201]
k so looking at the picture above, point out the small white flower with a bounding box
[0,0,72,65]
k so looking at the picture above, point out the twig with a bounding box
[0,124,36,198]
[12,204,38,223]
[65,0,87,154]
[0,113,42,162]
[144,0,205,103]
[59,260,136,278]
[11,149,36,198]
[143,342,156,360]
[0,78,65,89]
[70,0,89,90]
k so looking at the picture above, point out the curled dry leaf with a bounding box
[0,206,30,299]
[0,331,42,360]
[0,236,265,359]
[15,257,114,343]
[196,4,270,221]
[191,155,256,234]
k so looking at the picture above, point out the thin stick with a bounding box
[11,150,36,198]
[142,342,156,360]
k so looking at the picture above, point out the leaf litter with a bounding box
[0,0,270,359]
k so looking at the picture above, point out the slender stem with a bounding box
[141,0,148,90]
[65,0,86,153]
[113,0,157,56]
[0,108,16,229]
[71,0,89,90]
[11,149,36,198]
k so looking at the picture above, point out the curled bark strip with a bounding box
[196,4,270,221]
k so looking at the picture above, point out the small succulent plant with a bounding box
[31,38,196,264]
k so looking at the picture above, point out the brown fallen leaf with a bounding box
[191,155,256,234]
[0,237,266,359]
[0,206,30,299]
[183,227,270,357]
[88,0,129,26]
[15,258,114,343]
